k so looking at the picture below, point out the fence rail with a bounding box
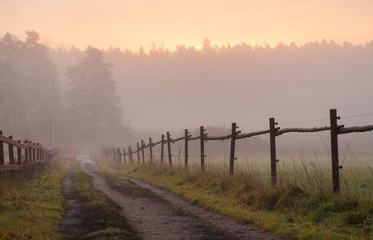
[0,130,58,172]
[104,109,373,193]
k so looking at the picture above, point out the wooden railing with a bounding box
[104,109,373,193]
[0,130,58,172]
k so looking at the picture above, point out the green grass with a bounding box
[70,161,134,239]
[84,227,130,240]
[0,159,70,240]
[97,155,373,240]
[72,162,109,209]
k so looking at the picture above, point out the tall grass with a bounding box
[0,158,70,239]
[98,150,373,239]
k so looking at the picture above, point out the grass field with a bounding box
[0,159,70,239]
[98,152,373,240]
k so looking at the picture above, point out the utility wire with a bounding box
[342,113,373,119]
[116,78,373,85]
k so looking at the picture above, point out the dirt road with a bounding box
[71,154,289,240]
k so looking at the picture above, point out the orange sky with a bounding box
[1,0,373,51]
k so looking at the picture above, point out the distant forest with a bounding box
[1,32,373,150]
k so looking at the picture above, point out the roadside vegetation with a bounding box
[0,159,70,239]
[98,155,373,240]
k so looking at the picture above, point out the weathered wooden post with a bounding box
[149,137,153,162]
[141,140,145,163]
[128,146,133,164]
[161,134,165,164]
[269,118,278,186]
[28,142,32,162]
[7,136,14,164]
[137,142,140,163]
[200,126,205,171]
[330,109,340,193]
[0,131,4,165]
[36,143,40,160]
[24,140,29,163]
[17,140,22,164]
[41,148,44,161]
[184,129,189,169]
[32,143,36,162]
[123,148,127,164]
[166,132,172,167]
[117,148,121,163]
[229,123,237,175]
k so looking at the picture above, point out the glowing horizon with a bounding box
[1,0,373,52]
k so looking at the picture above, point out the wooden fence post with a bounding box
[200,126,205,171]
[40,147,43,161]
[32,144,36,162]
[29,143,32,162]
[128,146,133,164]
[137,143,140,163]
[29,144,32,162]
[185,129,189,169]
[166,132,172,167]
[161,134,165,164]
[0,131,4,165]
[269,118,278,186]
[17,140,22,164]
[149,137,153,162]
[330,109,340,193]
[24,140,28,163]
[141,140,145,163]
[8,136,14,164]
[36,143,40,160]
[117,148,121,163]
[123,148,127,164]
[229,123,237,175]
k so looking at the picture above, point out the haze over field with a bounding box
[1,1,373,151]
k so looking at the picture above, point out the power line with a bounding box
[279,118,330,125]
[342,113,373,119]
[115,78,373,85]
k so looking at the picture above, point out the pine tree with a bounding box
[66,46,122,140]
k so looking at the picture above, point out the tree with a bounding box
[66,46,122,140]
[0,31,58,142]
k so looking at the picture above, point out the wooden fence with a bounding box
[0,130,58,172]
[104,109,373,193]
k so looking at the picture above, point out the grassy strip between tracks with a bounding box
[69,160,136,240]
[0,158,70,240]
[97,157,373,240]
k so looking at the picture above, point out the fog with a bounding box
[1,33,373,153]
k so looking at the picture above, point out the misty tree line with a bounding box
[0,31,125,146]
[2,32,372,148]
